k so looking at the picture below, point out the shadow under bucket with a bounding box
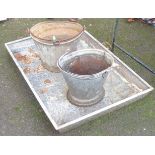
[58,49,115,106]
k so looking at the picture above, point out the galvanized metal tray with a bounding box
[5,31,153,133]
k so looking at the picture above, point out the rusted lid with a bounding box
[30,21,84,45]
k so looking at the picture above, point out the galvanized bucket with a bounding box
[57,49,115,106]
[30,21,84,72]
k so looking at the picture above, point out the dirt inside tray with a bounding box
[68,56,110,75]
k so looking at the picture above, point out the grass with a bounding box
[0,18,155,135]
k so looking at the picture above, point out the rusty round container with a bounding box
[30,21,84,72]
[57,49,115,106]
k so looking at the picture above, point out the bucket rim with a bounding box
[30,21,84,46]
[57,48,115,79]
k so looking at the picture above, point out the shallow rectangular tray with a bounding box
[5,31,153,133]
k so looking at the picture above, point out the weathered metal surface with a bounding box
[30,21,84,72]
[58,49,115,106]
[5,31,153,133]
[33,38,81,72]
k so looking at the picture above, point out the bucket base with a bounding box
[41,60,60,73]
[67,89,105,107]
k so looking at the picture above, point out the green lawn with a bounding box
[0,18,155,135]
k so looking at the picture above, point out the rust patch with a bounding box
[44,79,51,84]
[14,53,32,64]
[14,50,40,64]
[22,55,32,64]
[34,64,45,73]
[40,88,48,94]
[28,48,40,58]
[14,53,25,61]
[31,52,39,58]
[23,67,31,74]
[68,56,110,75]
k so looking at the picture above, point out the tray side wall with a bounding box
[58,89,151,133]
[5,42,59,130]
[84,31,153,91]
[5,32,154,133]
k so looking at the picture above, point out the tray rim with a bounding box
[5,30,154,132]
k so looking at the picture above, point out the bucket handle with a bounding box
[102,63,119,79]
[53,40,61,46]
[28,28,61,46]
